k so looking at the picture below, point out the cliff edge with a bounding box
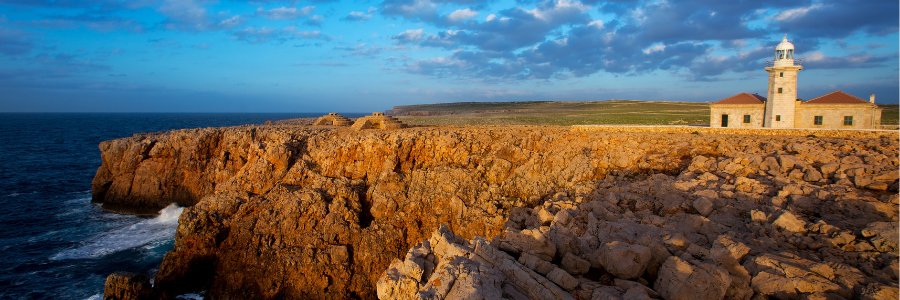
[91,125,899,299]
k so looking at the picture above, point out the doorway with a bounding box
[721,114,728,127]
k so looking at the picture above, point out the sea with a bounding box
[0,113,340,299]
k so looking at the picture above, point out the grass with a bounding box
[880,104,899,125]
[393,101,900,127]
[394,100,711,126]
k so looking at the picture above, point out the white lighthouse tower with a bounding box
[764,35,803,128]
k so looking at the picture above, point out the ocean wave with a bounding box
[5,191,38,197]
[176,293,205,300]
[50,204,184,261]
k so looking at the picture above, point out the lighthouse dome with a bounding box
[776,35,794,51]
[773,34,796,66]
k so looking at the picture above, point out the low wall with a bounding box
[571,125,899,139]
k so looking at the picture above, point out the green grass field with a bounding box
[392,101,900,127]
[394,100,711,126]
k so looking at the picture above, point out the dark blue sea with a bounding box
[0,113,350,299]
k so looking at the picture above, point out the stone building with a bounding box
[710,35,883,129]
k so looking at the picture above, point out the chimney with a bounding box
[869,94,876,104]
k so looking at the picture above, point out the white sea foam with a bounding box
[176,293,205,300]
[50,204,184,260]
[6,191,37,197]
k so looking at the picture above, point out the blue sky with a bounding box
[0,0,897,112]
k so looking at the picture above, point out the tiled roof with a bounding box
[804,90,869,104]
[713,93,766,104]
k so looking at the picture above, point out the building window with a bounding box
[779,72,783,78]
[776,115,781,122]
[843,116,853,126]
[777,87,783,94]
[743,115,751,123]
[814,116,823,125]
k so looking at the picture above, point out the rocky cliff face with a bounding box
[92,125,899,299]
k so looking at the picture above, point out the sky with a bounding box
[0,0,897,112]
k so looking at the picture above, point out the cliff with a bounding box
[92,124,899,299]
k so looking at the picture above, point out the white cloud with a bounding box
[805,51,826,61]
[396,28,425,42]
[773,4,824,22]
[218,15,242,28]
[347,11,371,21]
[642,43,666,54]
[448,8,477,22]
[258,6,315,20]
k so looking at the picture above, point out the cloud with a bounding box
[393,1,590,52]
[333,44,383,57]
[801,51,894,69]
[218,15,243,28]
[232,26,328,44]
[393,29,425,43]
[158,0,209,30]
[343,10,372,21]
[392,0,897,82]
[256,6,315,20]
[447,8,477,22]
[772,0,898,38]
[772,3,823,22]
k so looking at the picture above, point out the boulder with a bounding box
[747,253,842,297]
[692,197,714,217]
[803,168,823,182]
[104,272,152,300]
[561,252,591,275]
[773,211,807,233]
[778,155,796,172]
[712,235,750,262]
[594,241,652,279]
[378,225,576,300]
[861,222,898,252]
[750,210,767,223]
[547,267,579,291]
[497,227,556,261]
[654,256,730,300]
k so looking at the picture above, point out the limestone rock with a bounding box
[104,272,152,300]
[859,283,899,300]
[547,267,579,291]
[750,210,767,222]
[654,256,730,300]
[561,252,591,275]
[595,241,652,280]
[747,253,842,297]
[89,124,900,299]
[692,197,714,216]
[773,211,807,233]
[861,222,898,252]
[497,227,556,261]
[378,225,575,300]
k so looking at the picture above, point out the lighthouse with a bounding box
[763,34,803,128]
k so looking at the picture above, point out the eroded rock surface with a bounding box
[92,125,899,299]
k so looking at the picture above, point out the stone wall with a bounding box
[709,104,765,128]
[795,104,883,129]
[572,125,898,140]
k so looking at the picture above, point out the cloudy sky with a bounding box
[0,0,897,112]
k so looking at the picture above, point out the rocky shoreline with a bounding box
[92,124,898,299]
